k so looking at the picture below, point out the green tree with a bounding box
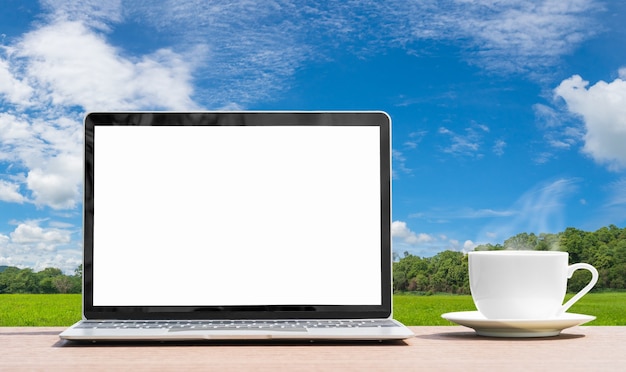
[393,225,626,294]
[37,267,65,293]
[504,232,538,250]
[473,243,503,251]
[53,276,74,293]
[10,268,38,293]
[393,270,407,292]
[0,265,83,294]
[0,267,20,293]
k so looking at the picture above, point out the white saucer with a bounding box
[441,311,596,338]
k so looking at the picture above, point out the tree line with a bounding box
[0,265,82,294]
[393,225,626,294]
[2,225,625,295]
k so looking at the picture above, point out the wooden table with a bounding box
[1,326,624,370]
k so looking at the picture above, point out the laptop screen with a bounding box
[83,112,391,319]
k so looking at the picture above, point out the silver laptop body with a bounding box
[60,111,414,341]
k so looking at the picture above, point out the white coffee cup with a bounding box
[468,251,598,319]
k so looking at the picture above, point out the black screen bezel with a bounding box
[83,112,392,320]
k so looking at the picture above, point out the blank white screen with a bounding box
[93,125,382,306]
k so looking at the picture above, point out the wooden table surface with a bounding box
[1,326,624,371]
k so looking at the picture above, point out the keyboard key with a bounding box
[74,319,401,331]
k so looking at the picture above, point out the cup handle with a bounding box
[557,263,599,316]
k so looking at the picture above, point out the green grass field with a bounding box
[1,293,624,326]
[0,294,81,326]
[393,292,626,326]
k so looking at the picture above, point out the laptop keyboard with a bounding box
[75,319,400,332]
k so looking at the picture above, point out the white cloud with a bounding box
[438,124,488,158]
[0,220,80,273]
[530,98,585,161]
[492,139,506,156]
[111,0,602,105]
[123,0,310,106]
[0,180,26,203]
[0,113,31,146]
[0,12,201,210]
[0,113,38,165]
[410,207,514,220]
[605,178,626,208]
[2,0,599,115]
[456,0,598,75]
[554,73,626,170]
[485,232,498,239]
[534,103,563,129]
[0,0,609,271]
[533,151,555,165]
[16,20,197,111]
[478,178,579,241]
[19,1,304,107]
[591,177,626,228]
[463,240,478,252]
[10,221,71,247]
[0,233,8,246]
[26,153,82,210]
[40,0,123,30]
[380,0,601,77]
[403,130,427,150]
[391,221,435,245]
[391,220,474,256]
[0,113,82,209]
[392,149,412,178]
[0,56,33,106]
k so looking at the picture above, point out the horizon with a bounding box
[0,224,622,274]
[1,1,626,273]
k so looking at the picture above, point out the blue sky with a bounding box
[1,0,626,273]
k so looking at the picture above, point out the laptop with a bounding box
[60,111,414,342]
